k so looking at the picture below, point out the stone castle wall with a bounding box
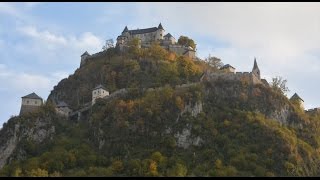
[204,71,262,85]
[80,51,108,67]
[20,105,41,115]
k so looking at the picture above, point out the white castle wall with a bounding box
[92,88,109,105]
[21,98,43,106]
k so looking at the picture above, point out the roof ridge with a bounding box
[22,92,42,99]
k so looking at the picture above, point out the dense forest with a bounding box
[1,40,320,177]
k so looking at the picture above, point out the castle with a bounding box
[80,23,197,67]
[116,23,196,59]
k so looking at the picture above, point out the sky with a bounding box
[1,2,320,126]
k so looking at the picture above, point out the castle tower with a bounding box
[252,57,260,80]
[220,64,236,73]
[290,93,304,110]
[55,101,72,117]
[122,26,128,35]
[80,51,90,67]
[92,84,109,105]
[19,92,43,115]
[156,23,165,40]
[163,33,176,45]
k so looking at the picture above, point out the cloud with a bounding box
[24,2,41,9]
[18,25,104,53]
[0,39,3,48]
[0,3,21,17]
[19,26,67,45]
[0,64,69,95]
[51,71,69,81]
[12,73,51,91]
[0,2,39,20]
[72,32,104,52]
[0,64,51,92]
[131,3,320,61]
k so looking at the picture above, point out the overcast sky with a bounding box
[1,2,320,126]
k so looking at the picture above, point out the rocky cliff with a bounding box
[0,107,59,169]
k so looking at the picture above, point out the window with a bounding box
[94,92,96,94]
[27,100,29,104]
[35,101,37,104]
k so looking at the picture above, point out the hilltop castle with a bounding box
[116,23,196,59]
[80,23,197,67]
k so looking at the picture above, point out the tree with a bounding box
[147,42,168,60]
[270,76,290,95]
[205,54,223,69]
[177,36,196,49]
[27,168,49,177]
[111,160,124,174]
[102,39,114,51]
[128,37,141,58]
[167,163,187,177]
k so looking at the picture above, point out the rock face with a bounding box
[182,101,203,117]
[0,115,55,169]
[203,79,301,126]
[268,104,291,125]
[174,128,203,149]
[174,101,203,149]
[0,124,20,170]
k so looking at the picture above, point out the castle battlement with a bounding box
[202,58,263,86]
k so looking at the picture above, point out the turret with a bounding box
[252,57,260,80]
[290,93,304,110]
[122,26,129,35]
[220,64,236,73]
[20,92,43,115]
[164,33,176,44]
[156,23,165,40]
[80,51,90,67]
[158,23,164,30]
[92,84,109,105]
[55,101,72,117]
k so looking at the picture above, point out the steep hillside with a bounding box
[48,45,204,110]
[1,44,320,177]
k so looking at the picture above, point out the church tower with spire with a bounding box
[252,57,261,80]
